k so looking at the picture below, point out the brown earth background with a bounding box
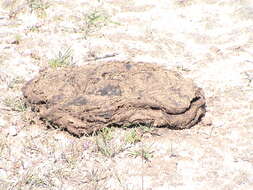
[0,0,253,189]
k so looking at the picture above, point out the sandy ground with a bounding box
[0,0,253,189]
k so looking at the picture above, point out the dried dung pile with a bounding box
[22,61,206,136]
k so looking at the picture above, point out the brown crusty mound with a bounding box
[22,61,206,136]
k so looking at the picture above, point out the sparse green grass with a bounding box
[22,137,42,156]
[84,168,108,190]
[95,136,114,158]
[95,139,110,157]
[123,123,157,143]
[48,48,74,68]
[8,76,25,89]
[99,127,114,141]
[80,10,109,38]
[128,145,154,161]
[3,0,50,18]
[0,136,8,157]
[124,128,141,144]
[62,143,83,169]
[95,127,127,157]
[27,24,41,32]
[139,124,155,134]
[78,9,119,38]
[20,169,54,189]
[94,124,158,157]
[3,97,27,112]
[27,0,50,17]
[114,172,136,190]
[62,152,79,169]
[2,0,25,19]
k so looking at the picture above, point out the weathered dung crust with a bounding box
[22,61,206,136]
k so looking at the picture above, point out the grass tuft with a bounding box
[3,97,27,112]
[128,145,154,162]
[124,128,141,144]
[95,127,127,157]
[48,48,74,68]
[77,9,119,38]
[27,0,50,17]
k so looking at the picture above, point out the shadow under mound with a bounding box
[22,61,206,137]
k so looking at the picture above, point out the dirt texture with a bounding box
[22,61,206,136]
[1,0,253,189]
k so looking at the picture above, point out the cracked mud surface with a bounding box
[0,0,253,189]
